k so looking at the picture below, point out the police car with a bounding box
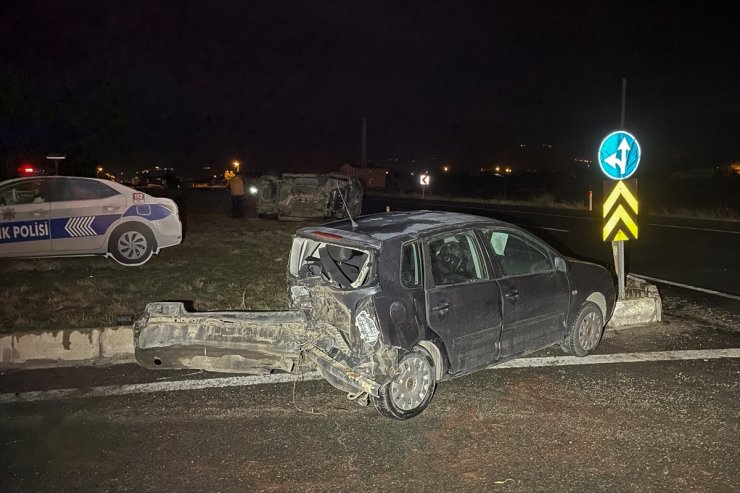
[0,176,182,266]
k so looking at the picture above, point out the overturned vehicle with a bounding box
[256,173,363,221]
[135,211,615,419]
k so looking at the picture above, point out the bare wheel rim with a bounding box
[578,310,601,351]
[390,354,433,411]
[118,231,148,260]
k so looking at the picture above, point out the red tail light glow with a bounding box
[310,231,343,240]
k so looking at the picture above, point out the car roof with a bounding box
[313,210,509,244]
[1,176,133,194]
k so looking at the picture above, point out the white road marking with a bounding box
[2,349,738,404]
[646,223,740,234]
[532,226,569,233]
[491,348,740,369]
[633,274,740,301]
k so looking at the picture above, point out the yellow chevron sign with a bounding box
[603,180,638,241]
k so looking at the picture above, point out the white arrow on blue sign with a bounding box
[598,130,641,180]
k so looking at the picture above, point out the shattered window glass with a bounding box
[289,237,374,288]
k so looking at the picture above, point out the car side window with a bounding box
[0,179,48,205]
[59,179,119,201]
[400,241,422,289]
[427,231,484,286]
[483,230,551,277]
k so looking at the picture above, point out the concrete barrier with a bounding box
[0,326,134,370]
[607,278,662,329]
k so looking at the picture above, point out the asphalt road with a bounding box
[1,286,739,493]
[364,196,740,297]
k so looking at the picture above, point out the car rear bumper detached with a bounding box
[134,301,384,396]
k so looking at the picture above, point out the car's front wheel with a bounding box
[563,301,604,357]
[109,223,156,266]
[372,347,437,420]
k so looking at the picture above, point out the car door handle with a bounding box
[431,301,450,314]
[504,289,519,303]
[104,206,120,212]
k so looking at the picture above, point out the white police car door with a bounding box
[0,178,52,257]
[50,178,126,253]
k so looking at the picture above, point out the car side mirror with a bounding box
[554,257,568,272]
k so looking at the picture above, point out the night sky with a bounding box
[1,0,739,176]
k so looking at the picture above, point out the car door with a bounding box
[50,178,126,253]
[423,229,502,375]
[0,178,52,256]
[481,228,569,358]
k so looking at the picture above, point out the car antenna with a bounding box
[336,183,358,230]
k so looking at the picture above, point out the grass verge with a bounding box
[0,198,315,334]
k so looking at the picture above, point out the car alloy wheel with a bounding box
[109,223,156,266]
[372,347,437,420]
[391,352,434,411]
[564,301,604,357]
[577,309,602,351]
[118,230,149,261]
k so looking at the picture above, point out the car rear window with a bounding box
[289,237,375,289]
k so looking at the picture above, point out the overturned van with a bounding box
[256,173,363,221]
[134,211,615,420]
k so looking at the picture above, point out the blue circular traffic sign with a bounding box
[598,130,641,180]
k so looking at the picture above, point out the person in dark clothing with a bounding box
[228,171,245,218]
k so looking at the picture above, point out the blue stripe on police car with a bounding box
[0,220,50,243]
[49,215,120,239]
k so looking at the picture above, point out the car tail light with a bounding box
[310,231,343,240]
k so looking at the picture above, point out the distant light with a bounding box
[505,167,512,173]
[249,186,258,195]
[97,166,103,172]
[495,166,501,172]
[443,166,449,173]
[21,166,35,174]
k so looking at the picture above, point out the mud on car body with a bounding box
[135,211,615,419]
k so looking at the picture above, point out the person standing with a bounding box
[228,171,245,218]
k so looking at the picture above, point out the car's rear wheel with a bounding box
[109,223,156,266]
[372,347,436,420]
[564,301,604,357]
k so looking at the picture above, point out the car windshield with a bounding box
[289,236,375,289]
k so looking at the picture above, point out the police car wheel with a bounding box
[109,223,156,265]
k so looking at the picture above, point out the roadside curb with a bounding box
[1,326,134,371]
[1,279,663,372]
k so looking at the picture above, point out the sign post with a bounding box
[598,130,641,300]
[419,173,430,199]
[46,154,66,175]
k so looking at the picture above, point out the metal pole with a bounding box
[615,77,627,299]
[361,117,367,168]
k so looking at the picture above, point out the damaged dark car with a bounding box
[135,211,616,419]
